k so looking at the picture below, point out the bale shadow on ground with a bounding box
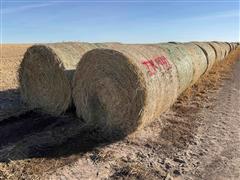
[0,89,29,121]
[0,109,123,163]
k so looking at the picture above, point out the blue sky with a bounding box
[1,0,239,43]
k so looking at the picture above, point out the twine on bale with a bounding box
[73,44,182,137]
[19,45,71,115]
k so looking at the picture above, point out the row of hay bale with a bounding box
[19,41,239,136]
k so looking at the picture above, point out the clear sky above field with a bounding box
[1,0,239,43]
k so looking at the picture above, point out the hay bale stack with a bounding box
[233,43,238,49]
[73,43,212,136]
[19,42,114,115]
[217,42,229,58]
[208,42,223,61]
[73,42,234,136]
[193,42,216,72]
[223,42,231,55]
[180,43,208,84]
[73,44,181,136]
[229,43,234,51]
[230,43,236,50]
[225,42,232,53]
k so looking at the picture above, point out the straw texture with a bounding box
[19,42,113,115]
[73,44,179,136]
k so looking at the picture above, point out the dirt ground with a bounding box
[0,45,31,120]
[0,45,239,180]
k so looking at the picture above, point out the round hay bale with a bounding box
[19,42,112,115]
[193,42,216,72]
[208,42,223,61]
[230,43,235,50]
[229,43,233,51]
[225,42,232,53]
[224,42,231,55]
[233,43,238,49]
[73,44,179,136]
[180,42,208,84]
[217,42,228,58]
[155,43,194,94]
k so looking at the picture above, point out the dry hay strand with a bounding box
[19,42,116,115]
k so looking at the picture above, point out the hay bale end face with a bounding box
[19,42,110,115]
[73,45,179,136]
[19,45,72,115]
[208,42,223,61]
[193,42,216,72]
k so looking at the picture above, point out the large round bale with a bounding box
[73,44,180,136]
[233,43,238,49]
[217,42,229,58]
[229,43,234,51]
[230,43,236,50]
[225,42,232,53]
[224,42,231,55]
[154,43,194,93]
[180,43,208,84]
[208,42,223,61]
[193,42,216,72]
[19,42,113,115]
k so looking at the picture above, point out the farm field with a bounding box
[0,44,240,179]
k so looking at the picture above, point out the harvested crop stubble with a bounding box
[74,43,213,136]
[19,42,115,115]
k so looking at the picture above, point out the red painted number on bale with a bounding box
[142,56,172,76]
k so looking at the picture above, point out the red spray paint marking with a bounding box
[142,59,158,76]
[142,56,172,76]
